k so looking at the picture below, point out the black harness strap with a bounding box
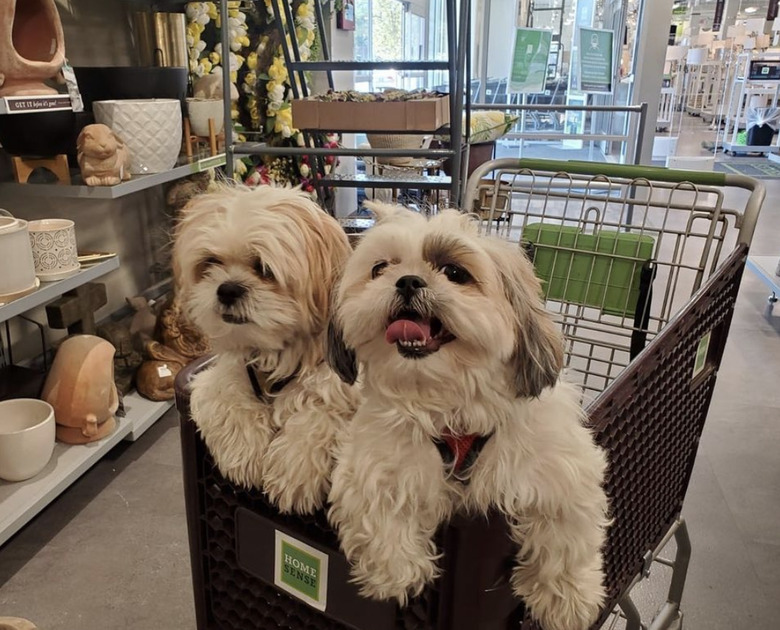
[246,364,300,403]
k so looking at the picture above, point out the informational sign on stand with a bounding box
[509,28,552,94]
[578,27,614,93]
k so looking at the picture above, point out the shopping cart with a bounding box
[176,158,764,630]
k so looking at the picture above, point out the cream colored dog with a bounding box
[173,185,358,514]
[327,205,609,630]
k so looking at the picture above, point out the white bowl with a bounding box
[93,98,182,174]
[0,211,37,300]
[186,98,225,137]
[0,399,56,482]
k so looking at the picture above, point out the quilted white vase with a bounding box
[93,99,182,174]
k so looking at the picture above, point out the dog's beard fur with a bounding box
[172,185,359,514]
[327,205,609,630]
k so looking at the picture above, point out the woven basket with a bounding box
[366,134,426,165]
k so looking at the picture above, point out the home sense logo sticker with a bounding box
[274,530,328,611]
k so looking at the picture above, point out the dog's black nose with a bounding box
[217,282,247,306]
[395,275,427,301]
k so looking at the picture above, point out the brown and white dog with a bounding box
[327,204,609,630]
[173,185,358,514]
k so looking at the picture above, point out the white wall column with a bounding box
[630,0,675,164]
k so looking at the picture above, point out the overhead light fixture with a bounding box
[744,6,758,13]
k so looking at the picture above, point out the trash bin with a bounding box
[746,107,780,146]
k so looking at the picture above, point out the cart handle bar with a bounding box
[462,158,765,247]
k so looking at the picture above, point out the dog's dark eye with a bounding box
[440,263,472,284]
[203,256,221,267]
[253,259,274,280]
[371,261,388,279]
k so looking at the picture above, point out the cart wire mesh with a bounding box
[463,159,762,401]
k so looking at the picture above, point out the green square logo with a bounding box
[280,541,320,600]
[274,531,328,611]
[692,331,711,380]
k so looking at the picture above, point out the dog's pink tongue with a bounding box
[385,319,431,344]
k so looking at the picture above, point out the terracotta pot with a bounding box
[42,335,119,444]
[0,0,66,97]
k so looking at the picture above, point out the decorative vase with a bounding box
[0,0,66,97]
[131,12,188,68]
[186,98,225,137]
[93,99,182,174]
[41,335,119,445]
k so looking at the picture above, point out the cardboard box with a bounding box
[291,95,450,132]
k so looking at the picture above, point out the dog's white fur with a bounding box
[173,185,358,514]
[327,205,609,630]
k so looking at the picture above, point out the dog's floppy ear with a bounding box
[491,241,563,398]
[327,317,358,385]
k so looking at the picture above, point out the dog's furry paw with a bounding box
[217,456,265,490]
[351,551,439,606]
[513,567,605,630]
[262,433,329,515]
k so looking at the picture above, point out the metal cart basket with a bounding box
[177,158,764,630]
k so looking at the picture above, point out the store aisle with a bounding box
[0,171,779,629]
[0,410,195,629]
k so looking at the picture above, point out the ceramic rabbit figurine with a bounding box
[77,124,131,186]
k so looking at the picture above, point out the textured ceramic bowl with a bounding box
[0,399,56,482]
[186,98,225,137]
[93,98,182,174]
[27,218,80,281]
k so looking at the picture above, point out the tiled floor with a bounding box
[0,115,779,629]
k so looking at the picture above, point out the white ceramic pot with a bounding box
[186,98,225,137]
[0,209,37,302]
[27,218,80,281]
[93,98,182,174]
[0,399,56,482]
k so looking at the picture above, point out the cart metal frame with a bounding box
[464,158,764,630]
[177,158,764,630]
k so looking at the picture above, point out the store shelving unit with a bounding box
[0,416,132,547]
[0,154,225,200]
[0,258,118,315]
[0,257,175,548]
[0,389,172,547]
[219,0,470,210]
[719,54,780,155]
[0,0,193,548]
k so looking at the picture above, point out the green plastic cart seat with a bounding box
[522,222,655,317]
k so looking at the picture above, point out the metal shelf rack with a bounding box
[217,0,471,208]
[0,155,225,200]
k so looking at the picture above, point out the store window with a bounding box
[354,0,431,92]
